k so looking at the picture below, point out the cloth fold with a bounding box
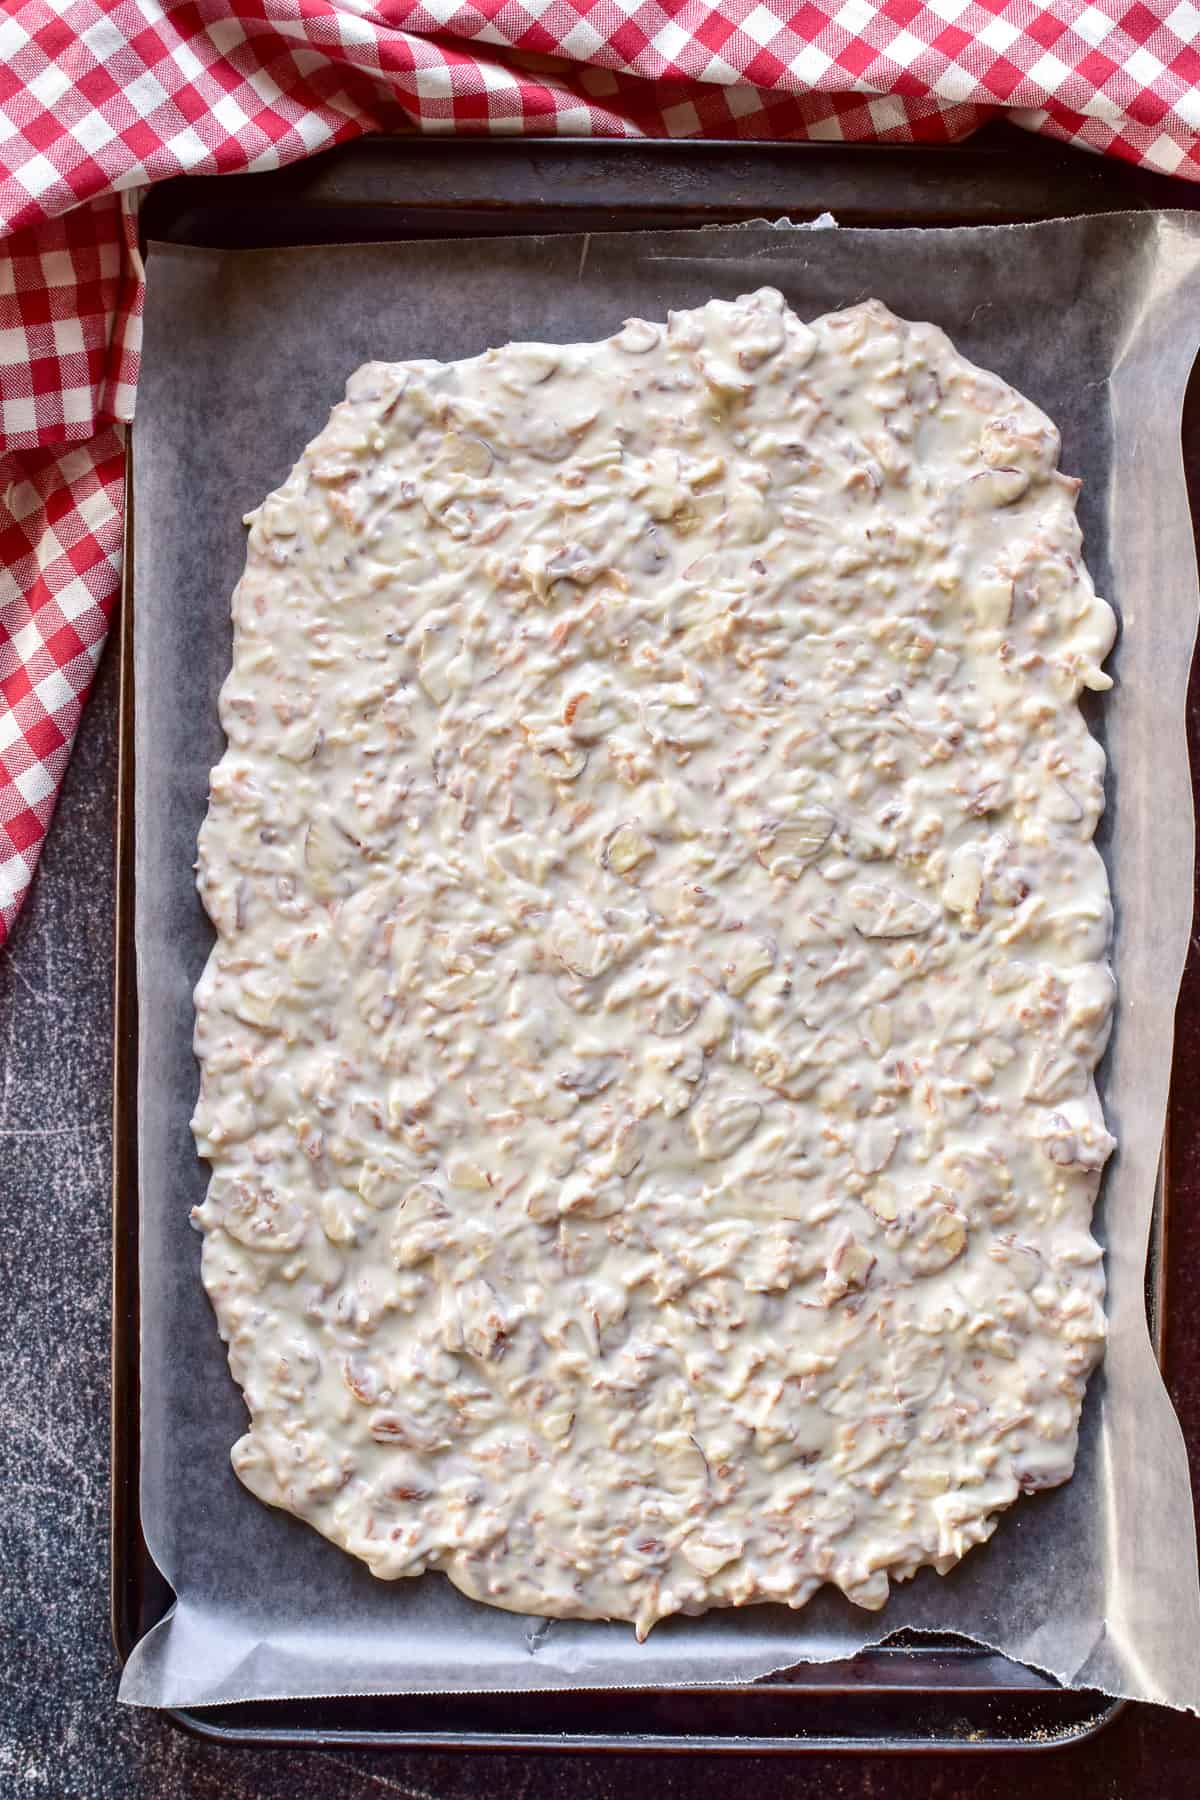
[2,0,1199,940]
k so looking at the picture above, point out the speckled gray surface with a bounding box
[4,646,1200,1800]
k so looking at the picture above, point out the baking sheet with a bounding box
[122,213,1200,1713]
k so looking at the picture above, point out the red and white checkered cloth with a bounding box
[2,3,1199,942]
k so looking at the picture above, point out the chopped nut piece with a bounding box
[942,846,984,921]
[821,1233,876,1302]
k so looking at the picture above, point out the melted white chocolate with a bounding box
[192,290,1116,1636]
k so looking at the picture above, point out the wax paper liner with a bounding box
[122,212,1200,1711]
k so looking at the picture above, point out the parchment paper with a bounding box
[122,212,1200,1712]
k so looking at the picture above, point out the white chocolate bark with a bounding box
[192,290,1116,1636]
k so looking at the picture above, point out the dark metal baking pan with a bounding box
[114,126,1191,1752]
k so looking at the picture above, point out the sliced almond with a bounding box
[722,935,774,996]
[691,1097,763,1161]
[604,822,654,875]
[848,883,936,939]
[765,805,834,877]
[854,1121,899,1177]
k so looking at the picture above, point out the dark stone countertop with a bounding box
[5,637,1200,1800]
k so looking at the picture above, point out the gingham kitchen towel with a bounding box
[2,2,1199,942]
